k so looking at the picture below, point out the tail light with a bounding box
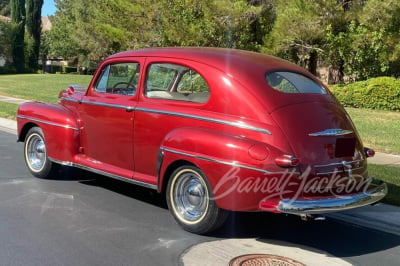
[364,147,375,158]
[275,155,299,167]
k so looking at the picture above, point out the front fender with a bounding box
[17,102,80,163]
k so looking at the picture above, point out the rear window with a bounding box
[266,72,326,94]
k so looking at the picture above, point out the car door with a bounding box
[78,60,142,178]
[134,60,211,181]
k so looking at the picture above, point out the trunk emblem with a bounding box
[309,128,353,136]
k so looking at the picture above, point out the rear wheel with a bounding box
[24,127,57,178]
[166,165,228,234]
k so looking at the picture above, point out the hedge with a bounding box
[330,77,400,111]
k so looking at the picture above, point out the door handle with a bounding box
[126,106,134,112]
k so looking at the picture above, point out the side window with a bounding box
[94,62,139,95]
[146,63,210,103]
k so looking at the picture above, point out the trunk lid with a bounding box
[271,101,367,182]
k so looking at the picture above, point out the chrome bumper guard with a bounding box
[278,183,388,214]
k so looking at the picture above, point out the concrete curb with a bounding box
[0,117,17,135]
[369,152,400,167]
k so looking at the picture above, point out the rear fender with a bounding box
[17,102,80,163]
[158,127,285,193]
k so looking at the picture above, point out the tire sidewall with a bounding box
[24,127,52,178]
[166,165,223,234]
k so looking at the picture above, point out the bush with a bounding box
[63,66,77,73]
[330,77,400,111]
[0,66,16,74]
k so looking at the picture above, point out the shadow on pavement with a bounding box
[50,166,400,259]
[213,211,400,258]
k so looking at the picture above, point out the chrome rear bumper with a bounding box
[278,183,388,214]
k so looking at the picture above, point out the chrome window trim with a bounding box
[17,115,79,131]
[49,157,158,190]
[161,147,286,175]
[136,107,272,135]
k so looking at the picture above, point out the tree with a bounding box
[48,0,154,67]
[157,0,274,51]
[25,0,43,70]
[262,0,326,75]
[0,20,13,70]
[0,0,10,16]
[357,0,400,78]
[10,0,25,73]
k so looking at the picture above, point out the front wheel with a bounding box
[24,127,57,178]
[166,165,228,234]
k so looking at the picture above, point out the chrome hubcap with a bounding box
[26,134,46,171]
[173,171,208,222]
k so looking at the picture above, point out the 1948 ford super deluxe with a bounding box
[17,48,387,234]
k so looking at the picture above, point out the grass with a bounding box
[0,74,92,103]
[369,164,400,206]
[346,108,400,154]
[0,102,18,119]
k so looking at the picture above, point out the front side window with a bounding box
[266,72,326,94]
[146,63,210,103]
[94,63,139,95]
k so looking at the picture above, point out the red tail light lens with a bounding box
[275,155,299,167]
[364,147,375,157]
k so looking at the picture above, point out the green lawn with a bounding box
[369,164,400,206]
[0,74,92,103]
[0,102,18,119]
[346,108,400,154]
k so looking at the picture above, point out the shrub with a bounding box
[330,77,400,111]
[63,66,77,74]
[0,66,16,74]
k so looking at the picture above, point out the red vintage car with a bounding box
[17,47,387,234]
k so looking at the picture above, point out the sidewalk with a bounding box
[0,96,399,238]
[0,95,28,105]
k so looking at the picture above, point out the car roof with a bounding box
[107,47,328,112]
[108,47,304,74]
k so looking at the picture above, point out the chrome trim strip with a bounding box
[277,183,387,214]
[17,115,79,131]
[49,157,158,190]
[59,99,271,135]
[316,166,364,176]
[80,100,133,110]
[59,97,80,103]
[314,159,363,168]
[156,150,164,191]
[161,147,281,174]
[309,129,353,137]
[136,107,272,135]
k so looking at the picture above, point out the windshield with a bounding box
[266,71,326,94]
